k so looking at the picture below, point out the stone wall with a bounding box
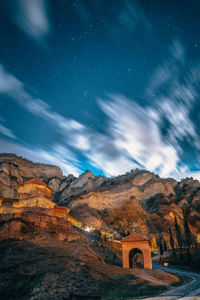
[18,184,52,199]
[13,196,56,209]
[53,206,70,218]
[0,206,23,214]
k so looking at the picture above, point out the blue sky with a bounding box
[0,0,200,180]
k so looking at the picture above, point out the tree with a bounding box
[164,239,167,252]
[159,237,164,264]
[159,238,164,256]
[105,197,146,236]
[148,213,168,234]
[151,235,158,251]
[182,209,192,248]
[169,228,176,256]
[174,215,182,249]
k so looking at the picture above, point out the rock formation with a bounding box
[0,154,197,298]
[0,154,199,245]
[0,154,63,199]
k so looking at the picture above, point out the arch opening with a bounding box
[129,248,144,268]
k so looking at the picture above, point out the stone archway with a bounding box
[121,232,152,269]
[129,248,144,268]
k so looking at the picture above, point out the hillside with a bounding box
[0,154,199,244]
[0,208,178,299]
[1,153,199,299]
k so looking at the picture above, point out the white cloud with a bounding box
[170,40,185,63]
[12,0,51,42]
[53,144,78,164]
[0,124,17,139]
[0,64,139,176]
[148,40,200,151]
[0,64,85,135]
[87,150,137,177]
[118,0,152,33]
[147,40,187,98]
[153,96,199,151]
[0,65,22,93]
[187,171,200,181]
[0,58,199,179]
[99,95,179,178]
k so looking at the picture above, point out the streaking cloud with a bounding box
[0,124,17,140]
[11,0,51,42]
[99,95,179,178]
[0,37,199,179]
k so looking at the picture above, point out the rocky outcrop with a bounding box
[59,171,106,202]
[0,208,79,242]
[0,154,63,198]
[59,170,176,208]
[0,154,200,239]
[61,171,177,234]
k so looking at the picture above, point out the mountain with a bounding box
[0,154,199,244]
[0,153,198,298]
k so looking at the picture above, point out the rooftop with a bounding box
[19,178,52,192]
[121,232,149,243]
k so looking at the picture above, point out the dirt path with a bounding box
[153,263,200,298]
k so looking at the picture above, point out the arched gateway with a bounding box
[121,232,152,269]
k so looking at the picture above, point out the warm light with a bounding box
[84,226,91,232]
[197,234,200,243]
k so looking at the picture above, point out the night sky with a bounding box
[0,0,200,180]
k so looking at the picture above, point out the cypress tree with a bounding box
[169,228,176,256]
[182,209,192,248]
[174,215,182,249]
[159,239,164,257]
[159,238,164,263]
[151,235,158,251]
[164,239,167,252]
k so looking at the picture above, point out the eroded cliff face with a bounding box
[58,170,178,236]
[0,154,64,198]
[0,154,200,239]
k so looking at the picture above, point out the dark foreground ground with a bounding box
[0,211,181,300]
[0,238,180,300]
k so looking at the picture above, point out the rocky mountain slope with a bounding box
[0,153,198,299]
[0,154,199,242]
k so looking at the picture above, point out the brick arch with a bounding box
[121,233,152,269]
[129,247,144,268]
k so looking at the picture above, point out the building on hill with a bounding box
[0,178,70,218]
[53,205,70,218]
[0,197,24,214]
[18,178,53,199]
[14,178,56,209]
[121,232,152,269]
